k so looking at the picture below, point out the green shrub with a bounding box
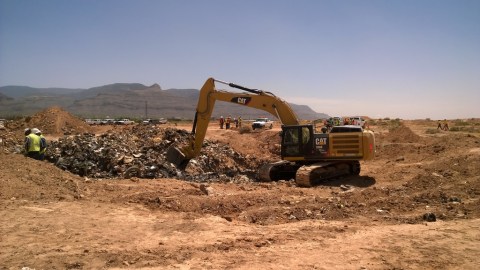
[453,120,470,126]
[425,128,440,134]
[388,119,402,131]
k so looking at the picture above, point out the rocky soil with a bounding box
[1,108,479,269]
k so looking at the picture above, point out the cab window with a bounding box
[302,127,310,144]
[284,129,299,145]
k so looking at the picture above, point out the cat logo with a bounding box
[315,137,327,146]
[231,97,251,105]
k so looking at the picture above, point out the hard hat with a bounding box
[24,128,31,132]
[31,128,41,134]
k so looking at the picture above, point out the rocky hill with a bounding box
[0,83,329,120]
[0,92,13,102]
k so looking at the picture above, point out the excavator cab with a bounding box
[281,124,375,162]
[281,125,315,159]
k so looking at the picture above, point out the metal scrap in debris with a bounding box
[44,125,261,183]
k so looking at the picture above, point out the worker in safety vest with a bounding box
[32,128,47,160]
[24,128,41,160]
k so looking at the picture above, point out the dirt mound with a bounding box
[385,124,421,143]
[1,106,93,144]
[27,106,93,136]
[250,130,282,156]
[0,152,83,201]
[206,128,282,162]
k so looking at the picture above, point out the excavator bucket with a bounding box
[166,145,187,166]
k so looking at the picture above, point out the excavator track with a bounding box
[258,161,281,182]
[259,160,361,187]
[258,160,300,182]
[296,161,360,187]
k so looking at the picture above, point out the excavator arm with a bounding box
[167,77,299,165]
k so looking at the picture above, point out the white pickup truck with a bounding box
[142,118,167,125]
[252,118,273,130]
[115,119,134,125]
[350,117,366,127]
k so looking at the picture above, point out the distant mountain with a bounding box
[163,88,199,99]
[0,92,13,102]
[0,86,84,99]
[72,83,154,99]
[0,83,329,120]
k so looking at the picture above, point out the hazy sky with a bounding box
[1,0,479,119]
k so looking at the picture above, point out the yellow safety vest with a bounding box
[27,133,41,152]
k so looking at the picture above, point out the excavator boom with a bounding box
[167,78,299,165]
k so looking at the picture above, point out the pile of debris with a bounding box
[0,129,24,153]
[0,119,23,153]
[46,125,261,183]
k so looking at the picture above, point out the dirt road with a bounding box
[1,119,479,269]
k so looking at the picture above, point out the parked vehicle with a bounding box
[252,118,273,130]
[142,118,168,125]
[101,119,115,125]
[158,118,168,124]
[115,119,134,125]
[85,119,102,125]
[350,116,366,127]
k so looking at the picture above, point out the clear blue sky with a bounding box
[1,0,479,119]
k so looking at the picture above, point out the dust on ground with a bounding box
[1,110,480,269]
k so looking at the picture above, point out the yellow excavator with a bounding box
[167,78,375,187]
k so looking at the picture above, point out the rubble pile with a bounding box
[0,119,24,153]
[0,128,24,153]
[46,125,261,183]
